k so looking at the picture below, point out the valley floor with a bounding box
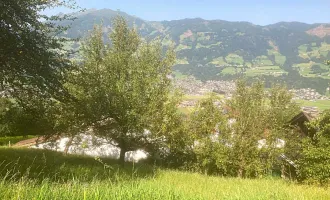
[0,147,329,200]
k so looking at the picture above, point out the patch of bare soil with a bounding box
[306,25,330,38]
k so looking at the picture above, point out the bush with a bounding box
[191,82,298,178]
[297,110,330,185]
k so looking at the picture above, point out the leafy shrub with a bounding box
[187,82,299,178]
[297,110,330,185]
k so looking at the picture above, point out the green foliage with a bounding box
[186,95,224,173]
[297,110,330,185]
[0,0,80,100]
[189,94,224,139]
[146,91,196,168]
[224,81,269,177]
[65,17,176,164]
[189,81,299,177]
[0,97,59,137]
[268,85,300,127]
[311,65,329,74]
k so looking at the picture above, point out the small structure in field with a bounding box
[288,111,313,136]
[281,111,315,179]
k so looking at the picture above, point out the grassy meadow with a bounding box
[0,147,329,199]
[297,99,330,111]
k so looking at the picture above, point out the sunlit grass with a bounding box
[245,66,287,76]
[296,99,330,111]
[0,148,329,199]
[225,53,244,65]
[221,67,237,75]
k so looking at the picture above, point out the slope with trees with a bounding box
[55,9,330,94]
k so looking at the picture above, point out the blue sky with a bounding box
[48,0,330,25]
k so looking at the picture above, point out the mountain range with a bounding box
[58,9,330,93]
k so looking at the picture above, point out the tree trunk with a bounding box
[281,164,286,179]
[119,147,126,167]
[119,134,128,167]
[64,137,73,155]
[238,155,244,178]
[238,167,243,178]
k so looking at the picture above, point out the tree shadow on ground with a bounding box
[0,147,157,183]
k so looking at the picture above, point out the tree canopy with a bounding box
[65,17,176,164]
[0,0,79,100]
[189,81,300,177]
[297,110,330,185]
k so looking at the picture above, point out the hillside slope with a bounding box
[58,9,330,92]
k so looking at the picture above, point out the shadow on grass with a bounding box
[0,147,157,183]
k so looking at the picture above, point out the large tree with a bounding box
[0,0,79,100]
[188,94,227,174]
[225,81,299,177]
[0,0,80,138]
[66,17,176,165]
[189,81,300,177]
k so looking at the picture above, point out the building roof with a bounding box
[288,111,315,137]
[289,111,312,125]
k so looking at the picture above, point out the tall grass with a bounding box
[0,147,156,183]
[0,147,329,199]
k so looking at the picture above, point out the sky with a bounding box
[47,0,330,25]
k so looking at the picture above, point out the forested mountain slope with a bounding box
[59,9,330,93]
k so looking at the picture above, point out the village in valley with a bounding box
[174,75,330,117]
